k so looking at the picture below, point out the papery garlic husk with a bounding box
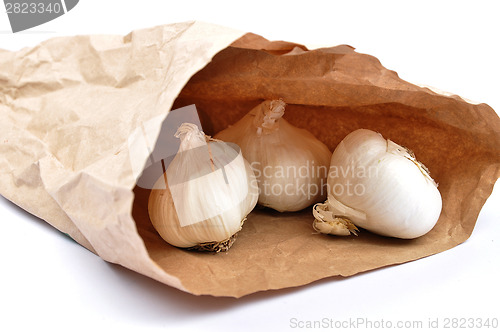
[215,100,332,212]
[148,123,258,252]
[313,129,442,239]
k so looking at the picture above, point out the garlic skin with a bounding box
[215,100,332,212]
[313,129,442,239]
[148,123,258,251]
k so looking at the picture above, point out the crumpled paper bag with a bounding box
[1,21,499,297]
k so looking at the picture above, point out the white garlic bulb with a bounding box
[148,123,258,251]
[313,129,442,239]
[215,100,332,212]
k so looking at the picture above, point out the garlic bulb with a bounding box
[215,100,332,212]
[148,123,258,252]
[313,129,442,239]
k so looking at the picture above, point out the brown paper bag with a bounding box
[1,21,498,297]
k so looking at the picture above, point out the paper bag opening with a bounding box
[0,22,498,298]
[130,39,500,297]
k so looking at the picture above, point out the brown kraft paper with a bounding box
[0,21,499,297]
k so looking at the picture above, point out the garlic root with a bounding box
[188,232,239,253]
[312,202,358,236]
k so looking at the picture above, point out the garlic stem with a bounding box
[175,122,216,171]
[387,139,436,186]
[262,99,286,129]
[254,99,286,135]
[175,123,207,151]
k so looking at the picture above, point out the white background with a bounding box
[1,1,499,331]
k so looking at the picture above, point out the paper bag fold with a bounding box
[1,21,498,297]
